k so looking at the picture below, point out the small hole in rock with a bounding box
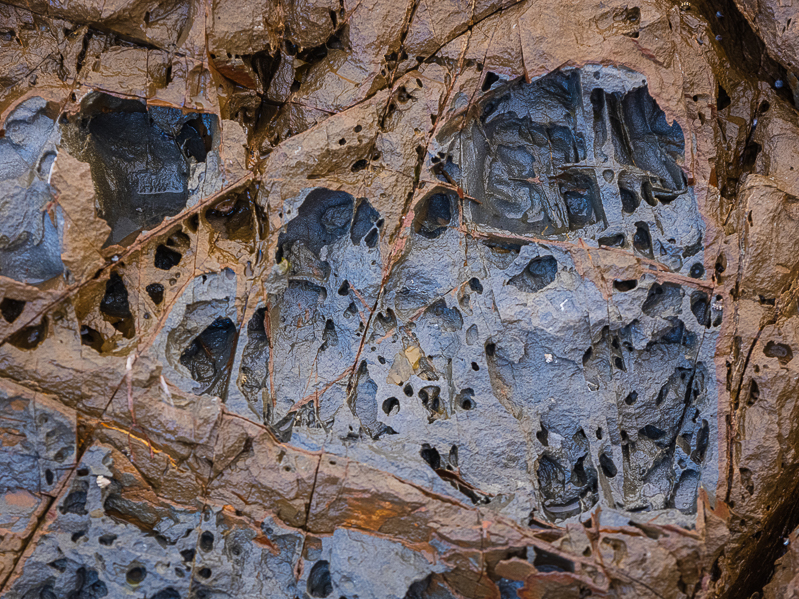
[420,443,442,469]
[715,254,726,274]
[419,386,442,413]
[80,326,104,351]
[600,453,617,478]
[382,397,400,415]
[414,192,454,239]
[613,279,637,292]
[100,273,135,337]
[582,347,593,365]
[179,317,237,398]
[0,298,25,323]
[457,388,475,411]
[205,188,256,243]
[508,256,558,294]
[536,424,549,446]
[178,117,212,162]
[8,317,48,350]
[60,483,88,515]
[146,283,165,305]
[619,182,640,213]
[717,85,731,110]
[640,424,666,440]
[633,222,652,253]
[482,72,500,91]
[598,234,625,247]
[363,227,379,248]
[127,566,146,585]
[691,292,710,327]
[764,341,793,364]
[747,379,760,406]
[154,244,182,270]
[200,531,214,552]
[307,560,333,597]
[533,549,574,573]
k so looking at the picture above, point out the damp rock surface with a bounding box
[0,97,64,284]
[2,0,799,598]
[60,94,219,246]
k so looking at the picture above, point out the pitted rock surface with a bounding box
[2,0,799,597]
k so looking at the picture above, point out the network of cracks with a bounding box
[1,66,722,599]
[241,66,719,524]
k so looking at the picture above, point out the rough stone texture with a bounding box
[734,0,799,78]
[1,0,799,597]
[764,525,799,599]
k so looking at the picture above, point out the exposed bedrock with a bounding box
[3,0,799,597]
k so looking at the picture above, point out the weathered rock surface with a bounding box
[1,0,799,597]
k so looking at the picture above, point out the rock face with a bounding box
[2,0,799,597]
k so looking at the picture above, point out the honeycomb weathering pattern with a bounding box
[0,54,725,599]
[262,65,718,524]
[11,0,799,591]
